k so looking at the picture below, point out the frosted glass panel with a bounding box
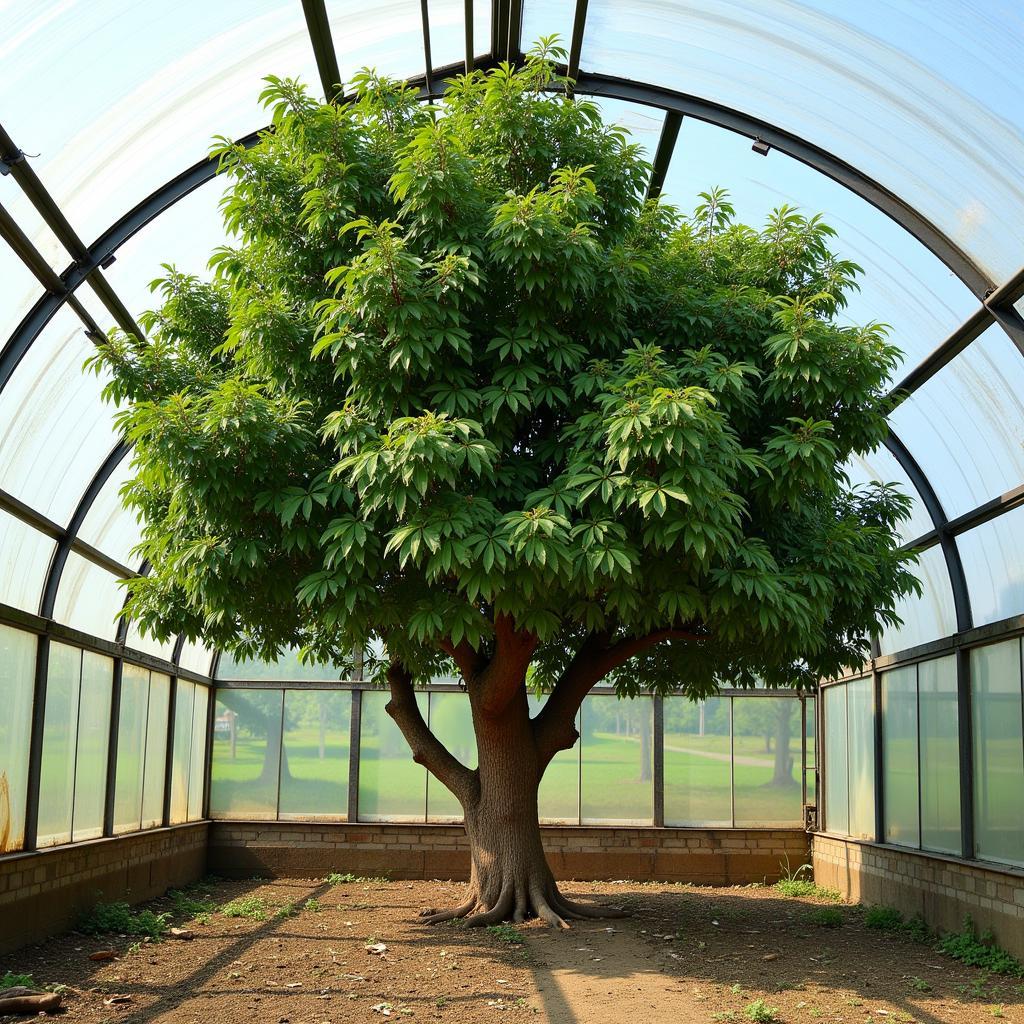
[36,642,82,847]
[77,457,143,569]
[142,674,171,829]
[178,638,215,676]
[823,684,848,835]
[958,505,1024,627]
[733,697,802,826]
[52,554,126,640]
[529,695,580,824]
[843,447,934,544]
[427,692,476,821]
[592,98,664,165]
[209,689,284,820]
[217,647,347,681]
[919,656,960,855]
[325,1,433,86]
[847,677,876,840]
[169,681,196,825]
[424,0,492,68]
[580,695,653,825]
[878,544,956,656]
[971,639,1024,867]
[664,697,731,826]
[882,666,919,848]
[0,625,36,853]
[188,686,210,820]
[113,664,150,834]
[72,652,113,841]
[279,690,351,821]
[0,512,53,614]
[359,690,427,821]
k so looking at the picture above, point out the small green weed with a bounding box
[304,898,322,913]
[79,901,169,939]
[774,878,840,901]
[274,903,298,920]
[168,888,216,921]
[910,976,932,992]
[938,919,1024,977]
[807,908,843,928]
[220,896,267,920]
[325,871,389,885]
[487,924,524,945]
[1,972,34,991]
[744,998,782,1023]
[864,905,905,931]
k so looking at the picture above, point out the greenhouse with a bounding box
[0,1,1023,1020]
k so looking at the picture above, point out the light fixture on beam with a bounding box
[751,138,771,156]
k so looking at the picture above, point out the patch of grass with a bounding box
[864,904,905,931]
[274,903,298,920]
[1,972,34,991]
[168,888,216,921]
[909,976,932,992]
[220,896,267,920]
[487,923,524,945]
[938,918,1024,977]
[79,901,170,939]
[325,871,389,885]
[807,908,843,928]
[744,998,782,1023]
[773,878,840,901]
[304,898,322,913]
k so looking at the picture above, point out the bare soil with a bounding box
[2,877,1021,1023]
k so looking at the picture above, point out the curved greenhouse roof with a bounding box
[1,0,1022,677]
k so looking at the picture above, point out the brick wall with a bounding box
[813,833,1024,959]
[0,823,208,955]
[208,821,810,884]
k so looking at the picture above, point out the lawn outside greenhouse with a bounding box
[2,2,1024,1022]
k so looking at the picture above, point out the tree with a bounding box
[89,40,918,929]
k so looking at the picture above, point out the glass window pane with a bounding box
[209,689,284,820]
[580,694,653,825]
[0,625,36,853]
[358,690,427,821]
[425,0,492,68]
[37,642,82,847]
[805,697,817,806]
[733,697,802,826]
[169,680,195,825]
[178,638,215,677]
[113,664,151,834]
[823,683,849,836]
[279,690,351,821]
[664,696,731,826]
[847,677,876,839]
[591,97,665,166]
[77,457,144,570]
[427,692,476,821]
[0,512,54,614]
[217,647,347,681]
[878,544,956,656]
[843,447,934,544]
[919,656,961,855]
[188,685,210,820]
[125,619,178,663]
[142,673,171,829]
[72,651,113,842]
[325,1,431,85]
[958,505,1024,628]
[0,235,47,348]
[882,666,919,848]
[52,554,126,640]
[971,639,1024,868]
[529,695,580,824]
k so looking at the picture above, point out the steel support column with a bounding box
[300,0,343,102]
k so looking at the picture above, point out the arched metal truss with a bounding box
[0,0,1023,675]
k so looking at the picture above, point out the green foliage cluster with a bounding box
[807,907,843,928]
[487,923,525,945]
[938,918,1024,977]
[863,904,929,941]
[0,972,34,991]
[168,887,216,921]
[78,901,170,939]
[219,895,267,920]
[87,38,916,697]
[325,871,388,884]
[744,998,783,1023]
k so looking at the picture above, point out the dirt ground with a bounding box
[2,877,1022,1023]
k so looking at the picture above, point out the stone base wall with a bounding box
[208,821,810,884]
[0,824,208,955]
[812,833,1024,959]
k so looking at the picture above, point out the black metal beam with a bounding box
[567,0,590,84]
[956,646,975,860]
[492,0,522,63]
[464,0,475,74]
[647,110,682,199]
[300,0,343,102]
[21,634,50,850]
[420,0,434,94]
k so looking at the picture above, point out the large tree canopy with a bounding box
[89,41,916,927]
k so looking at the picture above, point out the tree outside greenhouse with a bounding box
[90,42,917,927]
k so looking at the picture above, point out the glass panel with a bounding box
[52,554,127,640]
[209,689,284,820]
[217,647,347,681]
[36,642,82,847]
[822,683,849,836]
[169,680,195,825]
[733,697,802,826]
[888,324,1024,518]
[125,619,177,663]
[521,0,574,52]
[971,639,1024,868]
[843,447,934,544]
[427,692,476,821]
[664,696,731,826]
[0,305,118,524]
[958,505,1024,627]
[570,0,1024,281]
[113,664,150,834]
[804,697,817,806]
[176,638,215,677]
[72,651,113,841]
[847,676,876,840]
[279,690,351,821]
[358,690,427,821]
[878,544,957,656]
[425,0,492,67]
[591,97,665,165]
[0,625,36,853]
[1,0,320,244]
[142,674,171,829]
[0,512,53,614]
[580,694,653,825]
[659,116,977,377]
[0,235,47,348]
[325,1,432,86]
[528,695,580,824]
[188,685,210,820]
[77,457,144,569]
[919,656,961,855]
[881,665,919,848]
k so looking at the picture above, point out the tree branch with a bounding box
[474,612,539,718]
[533,627,701,766]
[385,661,478,806]
[437,637,488,684]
